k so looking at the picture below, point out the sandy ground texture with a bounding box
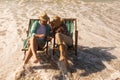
[0,0,120,80]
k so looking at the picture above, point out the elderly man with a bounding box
[24,12,51,65]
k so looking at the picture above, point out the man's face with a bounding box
[50,21,55,28]
[53,20,61,28]
[41,20,47,25]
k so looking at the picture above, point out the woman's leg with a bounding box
[30,36,38,63]
[24,47,32,64]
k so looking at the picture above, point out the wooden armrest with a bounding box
[21,48,28,51]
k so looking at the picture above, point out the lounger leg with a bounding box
[23,51,26,60]
[53,35,56,55]
[75,30,78,56]
[46,41,49,56]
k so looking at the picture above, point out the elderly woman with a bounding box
[24,12,51,65]
[51,16,73,69]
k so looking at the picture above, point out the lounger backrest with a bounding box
[63,19,76,38]
[27,19,39,36]
[63,18,78,56]
[22,19,49,56]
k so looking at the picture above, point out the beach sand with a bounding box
[0,0,120,80]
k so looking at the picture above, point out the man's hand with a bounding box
[34,34,45,38]
[46,36,52,41]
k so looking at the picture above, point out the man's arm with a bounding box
[34,34,45,38]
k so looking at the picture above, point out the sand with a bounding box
[0,0,120,80]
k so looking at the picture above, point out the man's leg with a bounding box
[59,44,65,61]
[55,33,65,60]
[55,33,70,60]
[59,44,69,69]
[30,36,38,63]
[55,33,69,68]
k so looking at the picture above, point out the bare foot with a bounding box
[59,56,65,61]
[33,59,38,63]
[59,57,70,70]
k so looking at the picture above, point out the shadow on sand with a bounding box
[31,53,59,70]
[30,45,116,78]
[69,45,116,76]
